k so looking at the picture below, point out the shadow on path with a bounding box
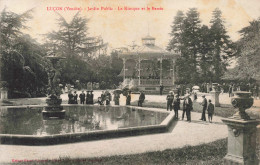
[178,119,225,126]
[168,119,179,132]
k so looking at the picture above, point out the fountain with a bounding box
[42,54,66,119]
[0,106,174,145]
[222,91,259,165]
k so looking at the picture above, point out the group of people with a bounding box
[68,90,94,104]
[166,91,215,123]
[200,95,215,123]
[166,92,193,122]
[228,83,259,99]
[124,90,146,107]
[97,90,112,105]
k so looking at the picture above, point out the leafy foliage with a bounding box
[0,8,49,98]
[223,18,260,81]
[44,12,122,89]
[209,8,234,82]
[168,8,234,84]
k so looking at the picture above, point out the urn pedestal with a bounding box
[222,119,259,165]
[210,91,221,107]
[222,91,259,165]
[0,88,8,100]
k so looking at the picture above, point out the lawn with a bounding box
[14,139,227,165]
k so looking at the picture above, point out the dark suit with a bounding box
[89,93,94,104]
[73,93,78,104]
[86,93,90,104]
[114,93,120,105]
[79,93,85,104]
[126,94,131,105]
[68,93,73,104]
[138,92,145,107]
[173,98,180,118]
[182,97,192,121]
[201,98,207,121]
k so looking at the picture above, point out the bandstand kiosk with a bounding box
[118,35,179,94]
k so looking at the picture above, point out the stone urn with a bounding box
[231,91,254,120]
[222,91,259,165]
[211,83,219,92]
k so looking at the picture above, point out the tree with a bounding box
[209,8,234,82]
[167,10,185,53]
[168,8,234,84]
[45,12,109,87]
[90,51,123,89]
[198,25,214,82]
[168,8,201,84]
[224,18,260,81]
[0,8,33,51]
[183,8,201,82]
[45,12,106,58]
[0,8,49,98]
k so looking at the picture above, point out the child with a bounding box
[97,97,103,105]
[207,99,215,123]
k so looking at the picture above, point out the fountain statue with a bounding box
[222,91,259,165]
[42,54,66,119]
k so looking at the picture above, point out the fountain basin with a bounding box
[0,105,174,145]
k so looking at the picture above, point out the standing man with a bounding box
[160,85,164,95]
[173,95,180,119]
[89,90,94,104]
[86,91,90,104]
[105,91,111,105]
[228,84,233,97]
[126,91,131,105]
[79,91,85,104]
[166,91,174,111]
[182,94,192,122]
[101,91,106,103]
[207,99,215,123]
[68,90,73,104]
[113,91,120,105]
[138,91,145,107]
[73,91,78,104]
[200,95,207,121]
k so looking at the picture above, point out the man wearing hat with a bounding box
[166,91,174,111]
[126,91,131,105]
[79,91,86,104]
[182,94,193,122]
[160,85,164,95]
[173,95,180,119]
[113,91,120,105]
[138,91,145,107]
[200,95,207,121]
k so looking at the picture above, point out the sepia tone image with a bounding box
[0,0,260,164]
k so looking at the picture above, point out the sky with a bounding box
[1,0,260,50]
